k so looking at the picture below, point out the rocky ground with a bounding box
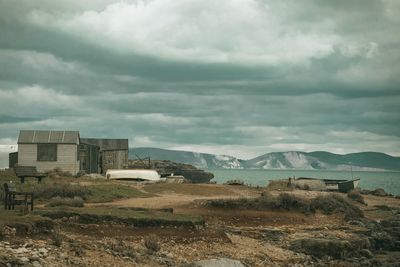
[1,183,400,267]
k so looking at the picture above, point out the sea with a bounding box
[210,169,400,196]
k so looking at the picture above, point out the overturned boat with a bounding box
[106,169,161,182]
[296,177,360,193]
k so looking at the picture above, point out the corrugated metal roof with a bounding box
[80,138,128,151]
[18,130,80,144]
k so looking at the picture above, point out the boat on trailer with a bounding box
[296,177,360,193]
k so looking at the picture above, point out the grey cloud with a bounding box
[0,0,399,160]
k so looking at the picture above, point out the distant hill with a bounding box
[130,148,400,171]
[130,147,243,170]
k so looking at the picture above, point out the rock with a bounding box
[192,258,246,267]
[261,228,285,241]
[348,220,365,227]
[14,247,29,254]
[360,189,372,195]
[32,261,42,267]
[372,188,388,197]
[370,230,394,250]
[38,248,48,254]
[289,237,370,259]
[18,256,29,262]
[359,249,374,259]
[2,226,16,237]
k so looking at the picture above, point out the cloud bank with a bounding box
[0,0,399,162]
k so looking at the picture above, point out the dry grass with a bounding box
[47,196,85,207]
[205,192,312,213]
[347,189,366,205]
[266,180,294,191]
[144,234,160,252]
[205,192,364,221]
[310,194,364,221]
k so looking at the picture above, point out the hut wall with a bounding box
[9,152,18,169]
[78,143,99,174]
[18,143,79,175]
[101,150,128,173]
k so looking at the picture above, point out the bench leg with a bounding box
[31,195,34,211]
[11,194,15,210]
[20,177,25,183]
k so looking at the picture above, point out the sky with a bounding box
[0,0,400,161]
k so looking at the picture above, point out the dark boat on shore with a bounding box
[296,177,360,193]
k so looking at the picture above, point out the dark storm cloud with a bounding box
[0,0,399,159]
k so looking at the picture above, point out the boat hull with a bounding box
[106,169,161,181]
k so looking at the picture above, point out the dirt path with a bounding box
[87,183,262,209]
[87,192,255,209]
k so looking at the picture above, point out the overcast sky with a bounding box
[0,0,400,160]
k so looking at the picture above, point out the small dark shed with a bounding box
[9,152,18,169]
[80,138,128,173]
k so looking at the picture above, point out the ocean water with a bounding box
[210,169,400,196]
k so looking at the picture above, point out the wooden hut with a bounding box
[17,130,80,175]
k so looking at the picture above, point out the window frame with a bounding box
[37,143,58,162]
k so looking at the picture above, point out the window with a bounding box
[37,144,57,161]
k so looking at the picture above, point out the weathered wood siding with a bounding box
[101,150,128,173]
[18,144,79,175]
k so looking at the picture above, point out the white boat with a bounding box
[106,169,161,181]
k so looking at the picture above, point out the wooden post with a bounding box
[31,193,34,211]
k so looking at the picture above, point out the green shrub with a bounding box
[34,184,90,200]
[47,196,84,207]
[347,190,366,205]
[274,193,312,213]
[205,193,363,221]
[310,194,363,220]
[206,193,311,212]
[45,167,73,178]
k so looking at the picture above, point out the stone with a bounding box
[32,261,42,267]
[372,188,388,197]
[261,228,285,242]
[15,247,29,254]
[289,237,370,259]
[359,249,374,259]
[38,248,48,254]
[18,256,29,262]
[193,258,246,267]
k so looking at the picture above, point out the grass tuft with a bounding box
[205,193,363,221]
[47,196,84,207]
[347,189,366,205]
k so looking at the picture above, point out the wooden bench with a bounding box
[3,183,34,211]
[14,166,46,183]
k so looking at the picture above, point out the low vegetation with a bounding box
[310,194,364,221]
[87,184,152,203]
[347,189,366,205]
[28,181,152,202]
[37,206,204,227]
[46,196,84,207]
[205,192,311,213]
[205,192,364,220]
[266,180,294,191]
[34,184,90,200]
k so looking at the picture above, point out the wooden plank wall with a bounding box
[18,144,79,175]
